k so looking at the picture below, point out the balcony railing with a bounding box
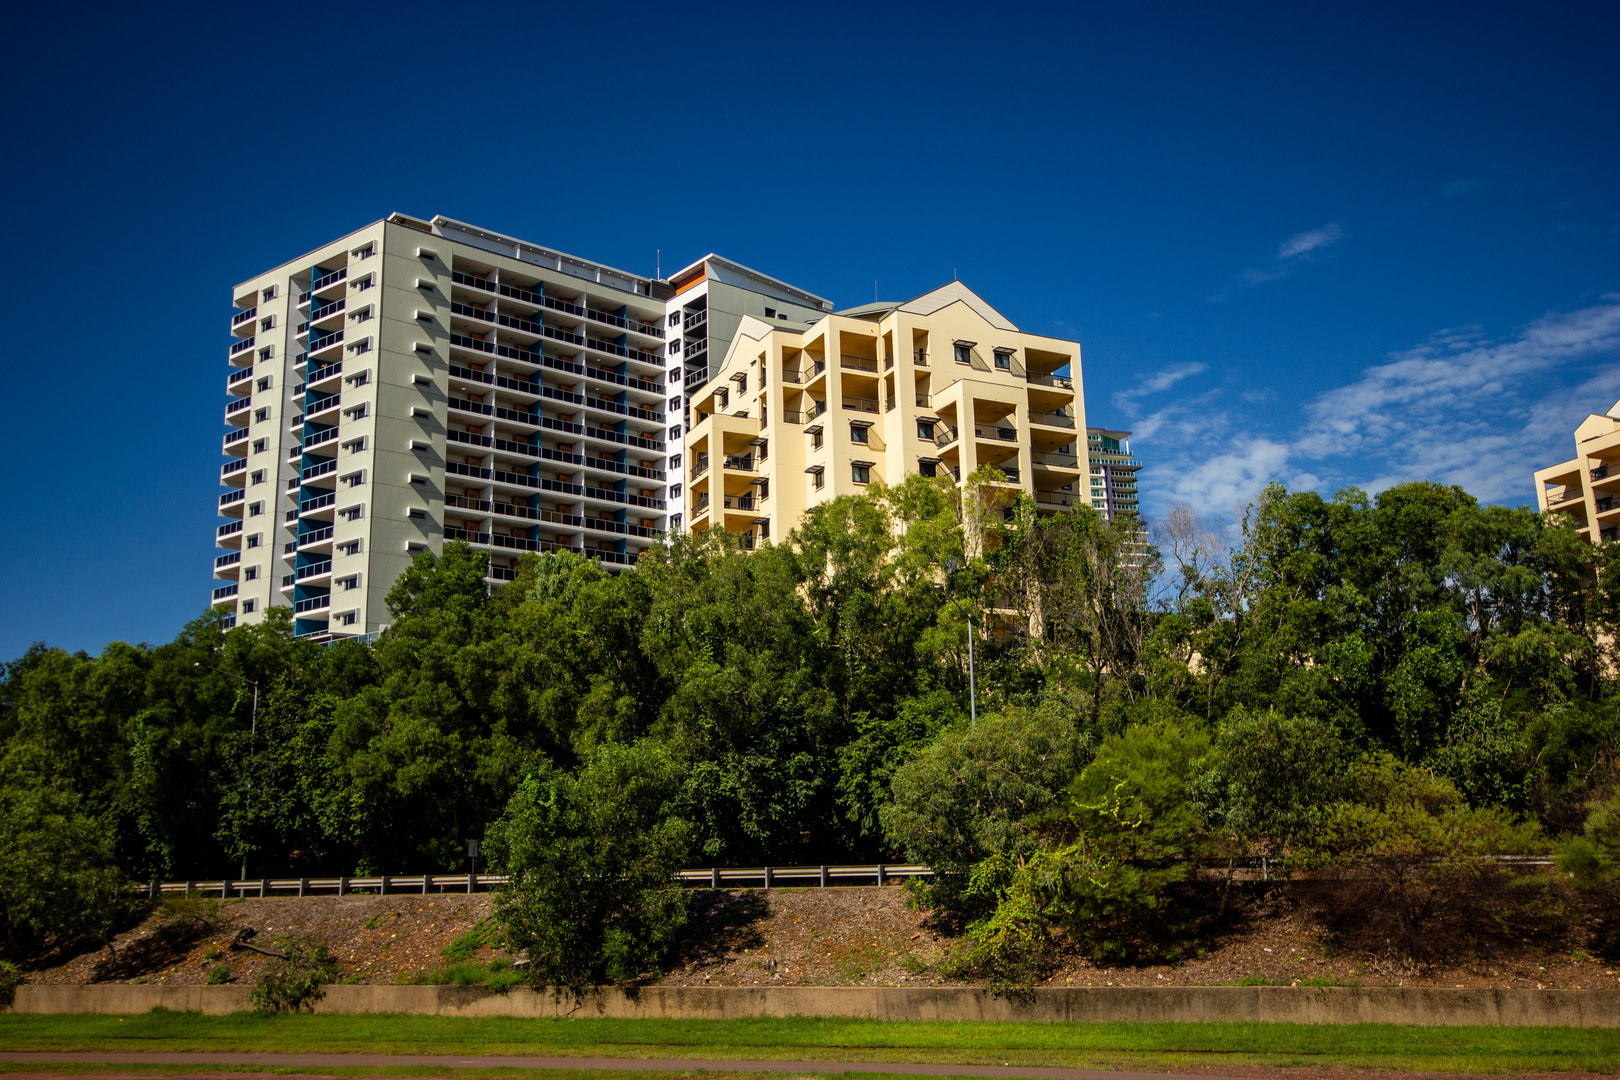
[232,307,257,327]
[299,526,334,547]
[226,397,252,415]
[915,350,929,366]
[723,494,756,511]
[228,368,253,387]
[295,560,332,580]
[224,428,250,447]
[302,458,338,482]
[693,492,710,514]
[230,337,255,356]
[691,454,709,478]
[304,427,339,449]
[782,410,805,424]
[1036,490,1079,509]
[974,424,1017,442]
[308,330,344,352]
[221,459,248,477]
[294,594,331,613]
[915,393,932,408]
[214,552,241,569]
[1595,465,1612,481]
[1031,451,1081,469]
[934,426,960,448]
[840,355,879,373]
[216,521,243,538]
[450,271,665,339]
[310,266,347,291]
[219,490,245,507]
[309,298,346,322]
[307,361,343,383]
[299,492,336,514]
[842,397,879,414]
[304,392,341,414]
[1027,372,1074,390]
[212,584,238,601]
[724,454,755,472]
[1028,409,1076,429]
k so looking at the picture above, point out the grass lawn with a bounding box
[0,1013,1616,1074]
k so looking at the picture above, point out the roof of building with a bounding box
[667,253,833,310]
[896,281,1020,332]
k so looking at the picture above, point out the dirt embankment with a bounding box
[23,885,1620,990]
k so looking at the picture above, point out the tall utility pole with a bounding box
[195,662,259,880]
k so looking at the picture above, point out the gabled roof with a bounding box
[896,281,1019,332]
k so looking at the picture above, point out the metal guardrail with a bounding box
[134,864,933,899]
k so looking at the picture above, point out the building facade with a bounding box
[1533,399,1620,543]
[681,282,1087,546]
[1086,427,1141,519]
[214,213,686,639]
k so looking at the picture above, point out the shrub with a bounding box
[440,920,493,963]
[205,964,231,985]
[250,938,341,1013]
[0,959,21,1010]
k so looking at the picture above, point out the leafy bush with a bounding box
[250,938,341,1013]
[0,959,21,1010]
[488,740,692,992]
[205,963,231,985]
[0,779,132,960]
[1297,755,1567,966]
[440,920,494,963]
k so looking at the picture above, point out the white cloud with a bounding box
[1113,362,1209,408]
[1132,299,1620,516]
[1277,223,1345,259]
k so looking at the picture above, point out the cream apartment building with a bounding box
[1534,398,1620,543]
[682,282,1087,545]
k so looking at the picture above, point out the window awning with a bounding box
[804,465,825,474]
[953,339,977,348]
[849,418,874,428]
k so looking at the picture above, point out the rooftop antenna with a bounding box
[874,280,878,302]
[656,249,661,279]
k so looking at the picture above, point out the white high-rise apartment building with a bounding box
[213,213,686,640]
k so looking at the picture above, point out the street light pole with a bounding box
[195,662,259,880]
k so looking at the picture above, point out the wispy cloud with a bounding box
[1134,298,1620,517]
[1113,362,1208,409]
[1212,222,1347,300]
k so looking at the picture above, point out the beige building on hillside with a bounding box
[681,282,1087,545]
[1534,399,1620,543]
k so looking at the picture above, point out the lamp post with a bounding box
[934,587,977,725]
[195,661,259,880]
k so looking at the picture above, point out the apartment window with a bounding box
[671,513,683,531]
[246,534,261,549]
[669,313,680,327]
[342,470,365,488]
[248,501,263,517]
[258,345,274,361]
[347,339,372,355]
[353,273,375,291]
[954,344,971,365]
[737,375,747,393]
[851,464,871,485]
[668,424,682,441]
[261,286,277,302]
[336,611,358,626]
[757,479,769,500]
[339,505,364,522]
[252,438,268,453]
[811,428,824,450]
[670,339,681,353]
[812,468,826,490]
[338,539,362,556]
[349,306,373,323]
[243,566,258,581]
[994,351,1011,370]
[337,574,361,590]
[343,437,367,453]
[241,599,257,614]
[344,403,368,421]
[353,242,376,259]
[852,424,872,444]
[256,376,272,392]
[919,461,938,478]
[917,420,936,440]
[254,407,270,423]
[346,370,370,387]
[249,469,265,485]
[761,405,768,425]
[760,366,768,388]
[765,307,776,318]
[259,315,275,332]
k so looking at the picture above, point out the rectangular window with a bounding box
[344,403,368,421]
[994,352,1011,370]
[347,339,371,355]
[243,566,258,581]
[261,286,277,301]
[336,611,358,626]
[354,274,375,291]
[241,598,256,613]
[254,407,270,423]
[249,469,265,485]
[954,344,971,365]
[813,469,825,490]
[246,534,260,549]
[252,438,267,453]
[852,464,870,484]
[764,307,776,318]
[338,539,362,556]
[920,461,938,478]
[850,425,869,444]
[339,505,364,522]
[342,471,365,488]
[248,501,263,517]
[338,574,361,590]
[342,437,366,453]
[917,420,936,440]
[757,479,769,499]
[256,376,272,391]
[757,439,769,461]
[352,242,376,259]
[811,429,824,450]
[346,370,370,387]
[349,306,373,323]
[259,315,275,332]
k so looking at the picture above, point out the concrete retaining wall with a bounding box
[14,983,1620,1026]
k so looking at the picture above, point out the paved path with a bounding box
[0,1052,1241,1080]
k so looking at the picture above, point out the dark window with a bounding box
[852,464,870,484]
[919,461,937,478]
[812,430,823,450]
[994,352,1010,370]
[917,420,935,440]
[954,344,970,364]
[851,425,868,444]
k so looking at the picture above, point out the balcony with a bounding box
[219,490,245,509]
[295,559,333,581]
[974,423,1018,442]
[915,350,929,366]
[212,584,238,601]
[232,307,257,329]
[916,393,932,408]
[842,396,879,414]
[723,454,755,472]
[309,266,347,292]
[223,429,250,451]
[298,526,335,548]
[451,270,666,339]
[840,354,879,373]
[1031,451,1081,470]
[225,397,252,421]
[307,329,344,355]
[228,368,254,389]
[1036,490,1079,509]
[934,426,960,448]
[214,551,241,570]
[692,492,710,514]
[293,594,331,614]
[304,392,341,417]
[691,454,710,479]
[307,360,343,384]
[1028,409,1076,430]
[229,336,255,358]
[309,298,346,322]
[303,427,339,449]
[299,492,336,515]
[302,458,338,483]
[722,494,757,512]
[221,459,248,479]
[1027,372,1074,390]
[216,521,243,538]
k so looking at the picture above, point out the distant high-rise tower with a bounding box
[1086,427,1141,520]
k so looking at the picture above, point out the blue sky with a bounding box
[2,1,1618,659]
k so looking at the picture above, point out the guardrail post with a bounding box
[421,875,429,895]
[337,876,348,896]
[819,865,828,888]
[763,866,772,890]
[380,874,390,895]
[298,878,308,897]
[259,878,268,898]
[877,863,886,887]
[185,881,195,897]
[710,867,720,889]
[221,879,231,899]
[149,880,158,900]
[467,871,476,894]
